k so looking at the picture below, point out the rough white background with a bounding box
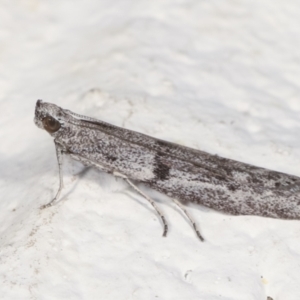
[1,1,300,299]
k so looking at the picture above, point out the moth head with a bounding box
[34,100,66,135]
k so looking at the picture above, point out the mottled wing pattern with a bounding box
[64,117,300,220]
[71,117,300,190]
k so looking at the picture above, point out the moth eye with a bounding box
[42,116,61,133]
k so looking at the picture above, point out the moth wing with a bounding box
[78,118,300,190]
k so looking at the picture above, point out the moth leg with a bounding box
[40,142,64,209]
[171,198,204,242]
[125,178,168,237]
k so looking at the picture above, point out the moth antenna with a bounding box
[65,110,100,123]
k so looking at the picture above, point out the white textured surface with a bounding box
[1,1,300,299]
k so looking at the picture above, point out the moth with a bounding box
[34,100,300,241]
